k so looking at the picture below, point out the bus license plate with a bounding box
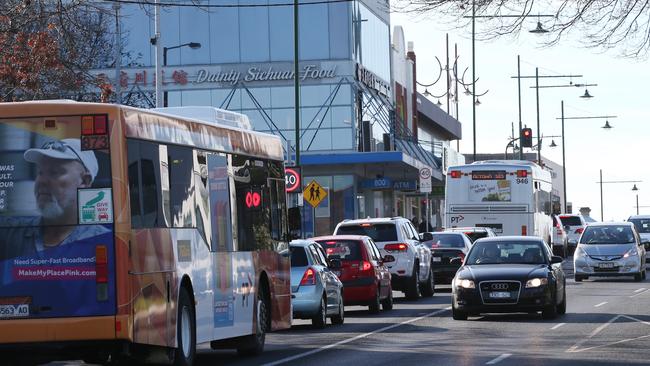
[598,262,615,269]
[489,292,510,299]
[0,304,29,318]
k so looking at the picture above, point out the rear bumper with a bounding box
[341,279,377,305]
[432,264,460,282]
[292,285,324,318]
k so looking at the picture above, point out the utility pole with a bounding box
[154,0,163,107]
[293,0,301,166]
[113,3,121,104]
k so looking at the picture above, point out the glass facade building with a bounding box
[111,0,442,235]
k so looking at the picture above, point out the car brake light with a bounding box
[361,223,372,227]
[299,267,316,286]
[430,243,439,249]
[385,243,408,251]
[575,227,584,234]
[458,252,466,261]
[516,170,528,178]
[325,241,337,244]
[450,170,462,178]
[521,226,527,236]
[361,261,372,272]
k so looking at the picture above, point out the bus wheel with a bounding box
[237,283,269,356]
[173,287,196,366]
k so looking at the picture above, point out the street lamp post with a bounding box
[465,9,553,161]
[555,109,618,214]
[597,170,641,221]
[162,42,201,107]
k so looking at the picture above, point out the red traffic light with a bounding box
[523,129,531,137]
[245,190,262,208]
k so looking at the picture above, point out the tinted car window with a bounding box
[464,232,488,242]
[580,226,636,244]
[336,224,398,242]
[290,246,308,267]
[560,216,583,226]
[316,240,362,261]
[429,234,466,248]
[629,218,650,233]
[466,242,547,265]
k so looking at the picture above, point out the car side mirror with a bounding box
[642,241,650,250]
[382,255,396,264]
[551,256,563,264]
[450,257,462,265]
[329,258,342,270]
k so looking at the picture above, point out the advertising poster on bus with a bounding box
[0,116,115,319]
[468,180,512,202]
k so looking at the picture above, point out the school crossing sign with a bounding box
[303,180,327,208]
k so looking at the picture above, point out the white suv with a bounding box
[333,217,434,300]
[558,214,587,252]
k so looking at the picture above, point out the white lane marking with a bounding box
[594,301,607,307]
[630,289,649,298]
[567,314,650,353]
[262,306,452,366]
[486,353,512,365]
[634,288,646,293]
[551,323,566,330]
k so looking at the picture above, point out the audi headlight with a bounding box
[623,248,639,258]
[454,278,475,289]
[525,278,548,288]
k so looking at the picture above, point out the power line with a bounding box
[102,0,353,8]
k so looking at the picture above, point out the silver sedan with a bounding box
[290,240,344,328]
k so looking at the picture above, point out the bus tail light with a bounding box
[82,115,109,136]
[516,170,528,178]
[521,226,527,236]
[95,245,109,302]
[299,267,316,286]
[450,170,462,178]
[384,243,408,252]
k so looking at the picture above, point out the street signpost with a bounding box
[419,167,432,230]
[304,180,327,208]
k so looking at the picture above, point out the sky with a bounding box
[391,7,650,222]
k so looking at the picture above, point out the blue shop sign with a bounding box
[359,178,416,190]
[360,178,393,189]
[393,180,417,191]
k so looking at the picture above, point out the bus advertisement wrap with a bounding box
[0,117,115,319]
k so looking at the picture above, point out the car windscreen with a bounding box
[466,241,547,265]
[290,246,309,267]
[560,216,583,226]
[579,226,636,244]
[629,218,650,233]
[429,234,465,248]
[336,224,398,242]
[316,240,362,260]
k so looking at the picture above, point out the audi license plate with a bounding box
[489,291,510,299]
[432,257,442,262]
[0,304,29,318]
[598,262,615,269]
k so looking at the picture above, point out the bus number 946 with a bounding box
[516,178,529,184]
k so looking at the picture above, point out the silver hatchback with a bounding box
[573,222,647,281]
[290,240,344,328]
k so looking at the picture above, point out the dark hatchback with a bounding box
[451,236,566,320]
[420,232,472,284]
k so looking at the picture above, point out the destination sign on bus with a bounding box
[471,171,507,180]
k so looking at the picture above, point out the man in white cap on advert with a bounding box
[0,138,109,259]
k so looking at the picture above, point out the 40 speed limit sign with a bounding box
[285,166,302,193]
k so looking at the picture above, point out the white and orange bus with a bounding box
[0,101,291,365]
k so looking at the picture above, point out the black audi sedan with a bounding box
[451,236,566,320]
